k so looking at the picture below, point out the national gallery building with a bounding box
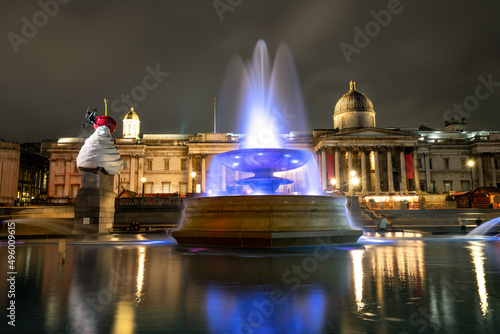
[46,81,500,203]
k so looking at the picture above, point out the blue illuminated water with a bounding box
[218,40,308,148]
[215,148,316,194]
[468,217,500,236]
[1,235,500,333]
[207,40,319,195]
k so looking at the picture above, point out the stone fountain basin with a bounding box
[172,195,363,248]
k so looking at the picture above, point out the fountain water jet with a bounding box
[173,40,362,247]
[467,217,500,237]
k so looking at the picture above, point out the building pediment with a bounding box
[315,127,420,140]
[334,127,419,138]
[313,127,420,149]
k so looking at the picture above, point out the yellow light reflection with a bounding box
[136,247,146,303]
[111,301,136,334]
[370,241,425,292]
[466,241,489,315]
[351,250,365,311]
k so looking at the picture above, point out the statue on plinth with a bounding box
[74,99,123,234]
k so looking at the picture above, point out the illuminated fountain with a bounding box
[216,148,313,194]
[173,41,362,247]
[467,217,500,237]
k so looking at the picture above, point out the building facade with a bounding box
[0,141,20,205]
[18,143,50,205]
[46,82,500,203]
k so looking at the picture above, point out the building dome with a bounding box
[333,80,376,130]
[123,107,140,121]
[334,80,374,114]
[122,107,141,139]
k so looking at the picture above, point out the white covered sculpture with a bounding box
[76,125,123,175]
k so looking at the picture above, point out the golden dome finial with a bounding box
[130,107,134,112]
[349,80,356,91]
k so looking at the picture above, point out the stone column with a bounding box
[400,150,407,193]
[413,148,421,192]
[348,147,353,193]
[478,156,484,186]
[374,148,381,193]
[48,158,56,198]
[202,155,207,193]
[316,151,321,187]
[74,167,116,234]
[491,155,497,187]
[137,155,143,192]
[387,148,394,192]
[130,154,136,192]
[361,149,367,192]
[189,154,194,194]
[64,158,72,197]
[335,147,341,188]
[321,148,327,190]
[424,154,431,192]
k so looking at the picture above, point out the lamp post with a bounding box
[141,177,146,197]
[191,170,197,196]
[330,178,336,188]
[468,160,475,190]
[349,171,359,195]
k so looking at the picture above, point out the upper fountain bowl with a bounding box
[217,148,312,173]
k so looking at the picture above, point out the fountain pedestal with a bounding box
[173,195,362,248]
[73,167,116,233]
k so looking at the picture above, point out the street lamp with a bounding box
[349,171,359,195]
[191,170,197,196]
[467,160,475,190]
[350,176,360,195]
[330,178,336,187]
[141,177,146,197]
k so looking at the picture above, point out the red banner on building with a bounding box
[406,154,414,179]
[327,155,335,178]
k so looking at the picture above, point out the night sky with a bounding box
[1,0,499,143]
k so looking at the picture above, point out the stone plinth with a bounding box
[74,167,116,234]
[173,195,363,248]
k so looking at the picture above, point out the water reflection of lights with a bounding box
[205,286,326,334]
[358,236,393,244]
[370,241,425,290]
[466,241,489,315]
[363,231,423,238]
[351,249,365,311]
[139,240,175,245]
[111,301,136,334]
[136,247,146,303]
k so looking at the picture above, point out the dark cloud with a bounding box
[1,0,499,143]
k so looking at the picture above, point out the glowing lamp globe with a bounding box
[93,115,117,134]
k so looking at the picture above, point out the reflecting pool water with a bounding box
[1,235,500,333]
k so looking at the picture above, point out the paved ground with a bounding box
[0,218,75,238]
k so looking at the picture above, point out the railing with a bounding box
[45,198,76,206]
[116,196,184,206]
